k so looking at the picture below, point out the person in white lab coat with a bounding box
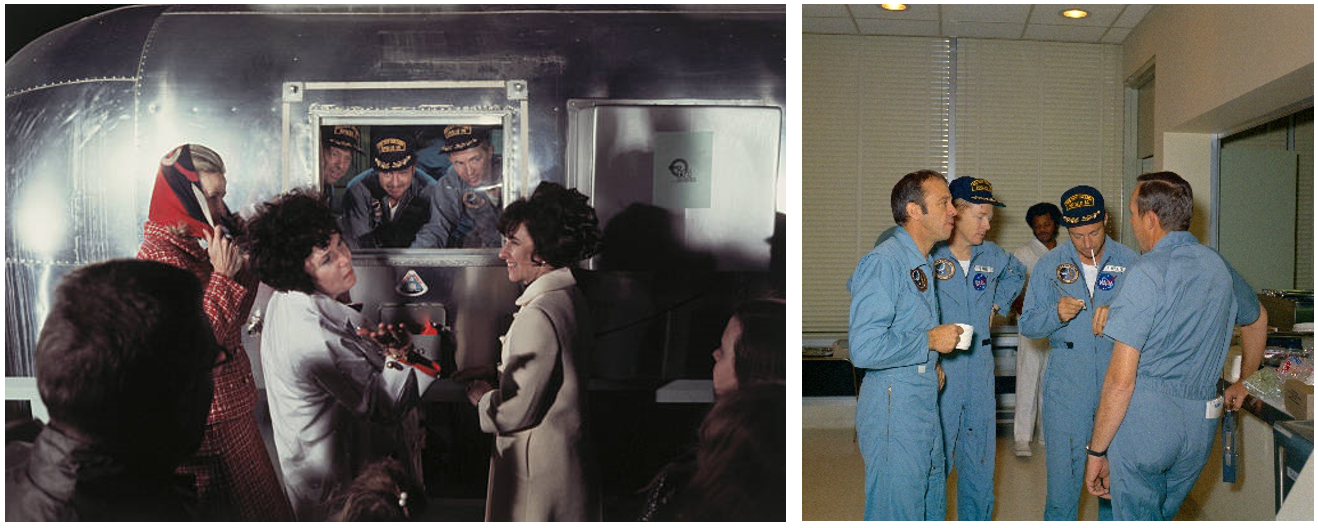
[1009,202,1062,457]
[241,188,438,520]
[459,182,602,521]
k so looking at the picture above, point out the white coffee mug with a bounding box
[954,323,974,350]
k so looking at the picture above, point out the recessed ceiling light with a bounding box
[881,4,908,11]
[1061,9,1089,19]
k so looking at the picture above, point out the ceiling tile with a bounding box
[850,4,940,20]
[944,21,1026,40]
[944,4,1032,24]
[1114,5,1155,28]
[1029,4,1122,27]
[855,18,942,37]
[1023,24,1109,43]
[803,16,858,34]
[801,3,1153,44]
[803,4,850,18]
[1101,26,1132,44]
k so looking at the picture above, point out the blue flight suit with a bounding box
[1019,236,1137,521]
[1102,231,1259,520]
[930,241,1025,520]
[847,227,946,521]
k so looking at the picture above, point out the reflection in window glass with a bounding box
[319,124,504,249]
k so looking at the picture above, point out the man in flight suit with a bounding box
[930,176,1026,520]
[1019,185,1138,521]
[1084,172,1267,520]
[847,169,964,520]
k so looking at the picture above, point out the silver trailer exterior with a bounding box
[7,5,784,514]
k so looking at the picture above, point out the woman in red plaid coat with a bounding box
[136,144,292,521]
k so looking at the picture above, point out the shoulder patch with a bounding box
[911,268,929,292]
[1057,263,1080,284]
[934,259,955,280]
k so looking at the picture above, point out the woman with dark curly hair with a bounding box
[460,181,602,521]
[240,188,438,521]
[135,144,293,521]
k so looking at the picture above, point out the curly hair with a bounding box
[1025,202,1062,228]
[497,182,602,268]
[327,458,426,521]
[732,298,786,387]
[239,188,338,294]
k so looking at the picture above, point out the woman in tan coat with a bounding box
[462,182,602,521]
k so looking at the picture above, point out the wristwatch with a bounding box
[1085,444,1107,458]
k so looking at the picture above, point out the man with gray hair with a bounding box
[412,125,504,248]
[847,169,963,520]
[1084,171,1267,520]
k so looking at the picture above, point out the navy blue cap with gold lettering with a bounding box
[1059,185,1106,227]
[949,176,1005,207]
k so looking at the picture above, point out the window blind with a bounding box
[802,35,1125,334]
[954,39,1125,255]
[802,35,951,334]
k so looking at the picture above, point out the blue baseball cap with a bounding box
[949,176,1005,207]
[1059,185,1106,227]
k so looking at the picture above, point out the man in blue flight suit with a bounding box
[1084,172,1267,520]
[848,169,964,520]
[930,177,1026,520]
[1019,184,1138,521]
[342,132,435,248]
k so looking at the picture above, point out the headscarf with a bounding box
[148,144,218,238]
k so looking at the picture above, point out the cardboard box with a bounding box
[1283,378,1314,420]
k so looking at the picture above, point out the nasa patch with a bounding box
[1097,272,1116,291]
[934,259,956,280]
[911,268,929,292]
[1057,263,1080,284]
[973,273,988,291]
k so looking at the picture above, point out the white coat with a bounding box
[260,290,435,520]
[477,267,600,521]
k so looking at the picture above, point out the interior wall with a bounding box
[1120,4,1314,239]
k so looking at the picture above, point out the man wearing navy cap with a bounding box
[1019,185,1138,520]
[342,131,433,248]
[321,125,363,215]
[848,169,963,520]
[930,177,1026,520]
[412,125,504,248]
[1084,172,1266,520]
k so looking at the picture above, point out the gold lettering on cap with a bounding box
[444,125,473,140]
[971,179,992,192]
[1064,193,1095,211]
[333,126,359,140]
[377,138,407,153]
